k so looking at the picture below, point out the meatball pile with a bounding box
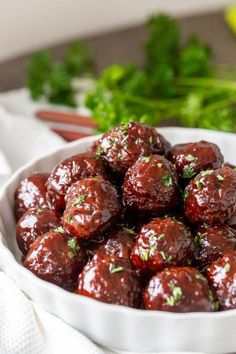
[14,122,236,312]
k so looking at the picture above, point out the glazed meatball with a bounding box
[207,251,236,310]
[184,167,236,225]
[94,122,170,175]
[131,217,193,274]
[123,155,179,215]
[194,224,236,269]
[144,267,216,312]
[167,141,224,180]
[23,230,87,291]
[15,173,51,220]
[16,207,61,256]
[77,255,142,308]
[95,228,135,260]
[63,176,121,239]
[46,152,106,212]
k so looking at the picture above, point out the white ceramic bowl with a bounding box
[1,127,236,353]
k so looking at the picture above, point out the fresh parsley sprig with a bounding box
[27,41,94,107]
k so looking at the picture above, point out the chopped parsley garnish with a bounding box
[186,154,197,163]
[160,251,172,262]
[217,174,224,181]
[149,237,157,256]
[68,251,75,259]
[211,301,220,311]
[201,169,214,176]
[208,290,220,311]
[196,179,204,190]
[66,215,72,224]
[35,208,42,215]
[108,137,116,144]
[194,232,207,246]
[135,138,142,145]
[68,238,80,250]
[166,283,183,306]
[95,145,105,159]
[54,226,65,234]
[117,151,123,159]
[123,227,136,235]
[109,264,123,274]
[162,172,173,187]
[149,244,157,256]
[157,233,165,241]
[140,249,149,261]
[195,273,206,281]
[139,232,161,260]
[182,165,195,179]
[223,263,231,272]
[142,156,151,163]
[72,195,86,206]
[122,139,128,147]
[120,123,129,136]
[183,189,189,201]
[67,238,80,259]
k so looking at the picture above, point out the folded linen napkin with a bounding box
[0,271,108,354]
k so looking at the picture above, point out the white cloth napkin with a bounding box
[0,106,64,172]
[0,272,108,354]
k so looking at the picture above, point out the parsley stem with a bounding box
[203,95,236,113]
[176,77,236,91]
[115,91,184,109]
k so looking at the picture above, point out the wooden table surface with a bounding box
[0,11,236,92]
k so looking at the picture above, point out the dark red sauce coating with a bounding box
[131,217,194,274]
[16,207,61,256]
[194,224,236,269]
[95,228,135,260]
[23,231,87,291]
[144,267,216,312]
[77,255,142,308]
[123,155,180,215]
[15,173,51,220]
[94,122,170,175]
[46,152,106,212]
[63,176,121,239]
[207,251,236,310]
[184,167,236,225]
[167,141,224,180]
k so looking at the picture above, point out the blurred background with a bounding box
[1,0,236,91]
